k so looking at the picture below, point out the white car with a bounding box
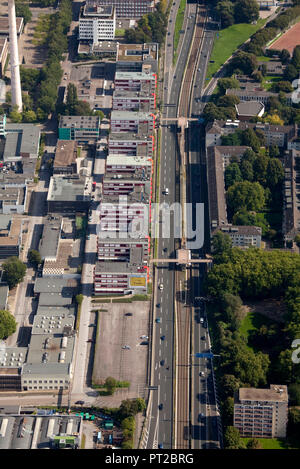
[141,335,149,339]
[200,371,205,377]
[200,317,204,323]
[164,188,169,195]
[122,345,131,350]
[159,284,164,290]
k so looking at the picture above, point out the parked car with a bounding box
[158,403,163,410]
[156,318,162,323]
[160,360,165,366]
[122,345,131,350]
[125,312,133,316]
[161,335,166,341]
[159,284,164,290]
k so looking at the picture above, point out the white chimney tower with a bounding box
[8,0,22,112]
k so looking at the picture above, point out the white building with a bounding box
[79,4,116,43]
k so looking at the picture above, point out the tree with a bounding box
[227,181,265,214]
[292,45,300,70]
[66,83,78,115]
[224,426,244,449]
[230,52,258,76]
[216,1,235,27]
[0,310,17,340]
[280,49,291,64]
[283,63,298,82]
[28,249,42,267]
[271,81,293,93]
[242,128,262,152]
[218,94,240,108]
[9,107,22,123]
[240,159,254,181]
[268,145,280,158]
[22,110,37,123]
[218,77,240,93]
[219,374,240,399]
[247,438,262,449]
[234,0,259,24]
[2,257,26,289]
[294,234,300,247]
[74,100,93,116]
[211,231,232,257]
[266,158,284,188]
[251,70,263,83]
[242,148,256,164]
[105,376,117,395]
[15,3,32,25]
[221,292,245,330]
[225,163,242,189]
[75,294,83,305]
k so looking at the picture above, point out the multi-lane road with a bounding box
[145,0,220,449]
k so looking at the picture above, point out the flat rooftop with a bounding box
[111,110,153,120]
[117,43,158,63]
[34,278,77,294]
[4,124,40,159]
[39,215,62,260]
[38,292,73,307]
[0,216,22,246]
[109,132,153,141]
[54,140,77,169]
[95,261,147,274]
[59,115,100,129]
[115,71,155,81]
[106,154,152,166]
[47,176,90,202]
[83,3,114,17]
[27,334,75,365]
[239,385,288,403]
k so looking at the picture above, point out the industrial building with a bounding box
[83,0,155,18]
[53,140,78,175]
[47,175,91,214]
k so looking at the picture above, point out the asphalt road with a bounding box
[146,3,199,450]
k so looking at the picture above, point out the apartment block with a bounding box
[94,260,148,295]
[234,385,288,438]
[212,225,262,248]
[114,71,157,93]
[86,0,155,18]
[97,233,149,262]
[108,132,154,157]
[282,149,300,246]
[110,111,155,134]
[205,119,296,149]
[79,4,116,42]
[112,90,156,112]
[106,154,153,178]
[0,215,23,259]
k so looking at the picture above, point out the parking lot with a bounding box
[92,302,150,402]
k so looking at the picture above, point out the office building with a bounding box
[58,116,100,143]
[79,4,116,43]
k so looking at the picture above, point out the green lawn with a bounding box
[173,0,186,64]
[239,311,275,342]
[115,28,125,37]
[262,75,282,91]
[205,19,267,82]
[242,438,288,449]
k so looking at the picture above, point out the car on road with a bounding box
[156,303,161,308]
[174,75,176,79]
[158,403,163,410]
[168,43,171,47]
[159,284,164,290]
[122,345,131,349]
[168,32,170,35]
[156,318,162,323]
[198,413,204,422]
[125,312,133,316]
[200,371,205,377]
[87,234,90,240]
[201,336,206,340]
[89,324,95,327]
[200,317,204,324]
[141,335,149,339]
[75,401,84,405]
[140,341,149,345]
[158,443,164,449]
[160,360,165,366]
[164,188,169,195]
[161,335,166,341]
[163,247,167,252]
[87,339,94,343]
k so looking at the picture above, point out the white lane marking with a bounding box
[159,349,161,357]
[155,363,158,370]
[158,373,161,380]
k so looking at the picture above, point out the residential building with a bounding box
[79,4,116,43]
[212,225,262,248]
[58,116,100,143]
[53,140,78,175]
[282,149,300,246]
[94,260,148,294]
[103,176,151,197]
[97,233,149,262]
[108,132,154,157]
[234,385,288,438]
[114,71,157,93]
[0,215,23,259]
[112,89,156,112]
[0,414,82,449]
[105,154,152,177]
[258,60,284,76]
[47,176,91,214]
[235,101,265,122]
[110,111,155,134]
[205,119,296,149]
[212,145,250,168]
[85,0,155,18]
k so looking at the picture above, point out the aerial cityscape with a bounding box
[0,0,299,454]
